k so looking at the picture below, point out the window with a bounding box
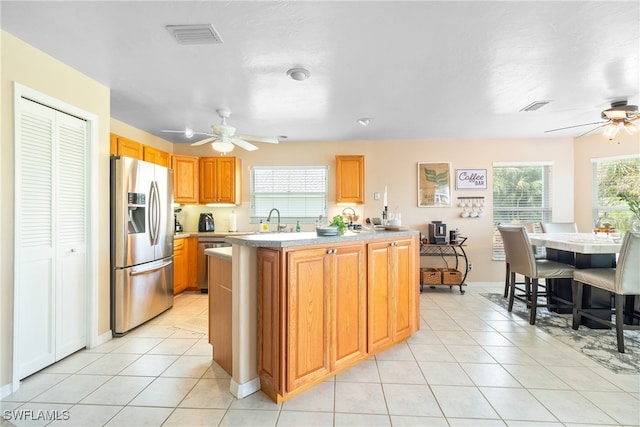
[250,166,328,223]
[592,155,640,233]
[492,163,553,259]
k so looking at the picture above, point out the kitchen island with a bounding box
[223,229,420,402]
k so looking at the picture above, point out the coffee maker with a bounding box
[174,208,183,232]
[428,221,447,244]
[198,213,215,232]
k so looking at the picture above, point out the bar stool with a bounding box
[572,231,640,352]
[499,222,543,298]
[498,225,576,325]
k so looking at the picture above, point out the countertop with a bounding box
[205,246,233,260]
[224,229,419,248]
[174,231,253,239]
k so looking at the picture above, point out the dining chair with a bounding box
[540,222,578,233]
[571,231,640,353]
[498,222,543,298]
[498,224,576,325]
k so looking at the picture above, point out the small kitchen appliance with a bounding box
[174,214,183,233]
[199,213,215,232]
[428,221,447,244]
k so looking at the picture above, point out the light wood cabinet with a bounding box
[144,145,171,167]
[110,133,170,167]
[173,238,188,295]
[208,253,233,374]
[112,135,144,160]
[186,236,198,287]
[172,155,199,204]
[258,241,370,401]
[367,237,418,354]
[199,156,241,204]
[336,155,364,204]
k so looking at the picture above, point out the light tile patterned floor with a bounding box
[2,283,639,426]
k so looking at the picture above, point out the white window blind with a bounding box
[492,163,552,259]
[592,155,640,232]
[250,166,328,222]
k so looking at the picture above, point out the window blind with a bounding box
[492,164,552,259]
[250,166,328,222]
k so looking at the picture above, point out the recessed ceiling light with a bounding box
[357,118,371,127]
[286,68,310,81]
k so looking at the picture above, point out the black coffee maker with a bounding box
[198,213,215,232]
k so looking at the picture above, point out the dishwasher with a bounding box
[197,236,231,292]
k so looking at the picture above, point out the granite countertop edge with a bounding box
[224,229,419,248]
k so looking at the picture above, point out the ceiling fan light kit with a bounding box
[212,140,235,153]
[545,99,639,140]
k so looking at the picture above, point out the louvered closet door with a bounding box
[16,98,87,379]
[55,111,87,359]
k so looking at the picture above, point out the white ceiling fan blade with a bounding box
[161,129,185,133]
[237,134,279,144]
[544,121,607,133]
[231,138,258,151]
[190,136,217,146]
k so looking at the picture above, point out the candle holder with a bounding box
[382,206,388,225]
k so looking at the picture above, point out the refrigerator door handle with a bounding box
[129,260,172,276]
[148,181,160,245]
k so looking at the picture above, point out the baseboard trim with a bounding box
[1,381,13,399]
[230,376,260,399]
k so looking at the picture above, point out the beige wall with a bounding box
[174,138,578,283]
[2,29,638,395]
[0,31,111,392]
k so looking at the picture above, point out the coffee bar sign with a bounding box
[456,169,487,189]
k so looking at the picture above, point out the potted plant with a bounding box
[618,190,640,232]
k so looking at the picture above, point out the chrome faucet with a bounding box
[267,208,286,232]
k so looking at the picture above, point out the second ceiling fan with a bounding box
[163,109,279,152]
[545,100,639,139]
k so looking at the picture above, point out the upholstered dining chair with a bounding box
[498,224,576,325]
[499,222,543,298]
[572,231,640,353]
[541,222,579,233]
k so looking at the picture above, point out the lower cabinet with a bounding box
[208,254,233,374]
[173,238,187,295]
[173,236,198,295]
[367,238,417,353]
[257,236,417,402]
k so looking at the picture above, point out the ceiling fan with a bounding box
[162,109,279,153]
[545,100,639,140]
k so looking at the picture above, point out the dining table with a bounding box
[528,232,624,328]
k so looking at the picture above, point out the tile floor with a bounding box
[2,283,639,426]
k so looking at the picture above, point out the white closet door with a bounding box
[16,98,87,379]
[55,111,87,359]
[17,100,56,378]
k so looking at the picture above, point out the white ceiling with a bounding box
[2,1,639,145]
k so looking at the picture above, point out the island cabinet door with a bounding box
[367,238,418,353]
[367,242,394,353]
[333,244,367,370]
[257,249,282,397]
[286,247,332,392]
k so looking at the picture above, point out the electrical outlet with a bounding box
[374,192,380,200]
[467,263,473,271]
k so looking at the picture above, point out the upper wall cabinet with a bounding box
[199,156,242,204]
[110,134,143,159]
[110,133,170,167]
[143,145,171,167]
[336,155,365,204]
[172,154,199,204]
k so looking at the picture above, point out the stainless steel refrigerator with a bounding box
[110,156,174,336]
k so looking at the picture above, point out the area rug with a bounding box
[481,293,640,374]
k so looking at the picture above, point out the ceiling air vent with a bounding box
[520,100,552,112]
[165,24,223,45]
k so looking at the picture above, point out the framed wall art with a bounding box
[455,168,487,189]
[417,162,451,207]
